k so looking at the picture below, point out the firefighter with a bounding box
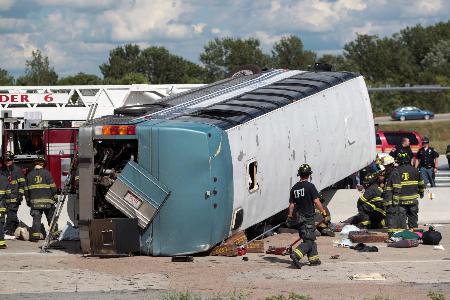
[287,164,329,269]
[382,155,402,235]
[389,137,414,165]
[26,157,58,242]
[2,151,27,238]
[352,170,386,229]
[397,152,425,230]
[0,168,12,249]
[415,137,439,187]
[315,194,334,237]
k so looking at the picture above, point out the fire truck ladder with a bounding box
[41,161,76,253]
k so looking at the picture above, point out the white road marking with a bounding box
[0,252,69,256]
[0,269,70,273]
[341,260,450,264]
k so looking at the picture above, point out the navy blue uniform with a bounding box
[289,181,320,263]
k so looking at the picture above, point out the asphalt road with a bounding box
[1,227,450,300]
[374,113,450,124]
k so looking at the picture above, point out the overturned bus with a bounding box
[77,69,376,256]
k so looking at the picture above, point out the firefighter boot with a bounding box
[290,248,304,269]
[308,255,322,266]
[30,232,42,243]
[0,240,7,249]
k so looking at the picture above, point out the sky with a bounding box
[0,0,449,78]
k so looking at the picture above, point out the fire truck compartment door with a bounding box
[105,161,171,229]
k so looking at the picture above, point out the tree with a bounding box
[421,40,450,71]
[117,72,149,84]
[399,21,450,68]
[58,72,102,85]
[100,44,141,80]
[16,50,58,85]
[100,44,206,84]
[343,34,417,84]
[271,35,316,69]
[200,37,271,82]
[0,68,14,85]
[316,54,352,71]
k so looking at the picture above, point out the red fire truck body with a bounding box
[0,84,201,190]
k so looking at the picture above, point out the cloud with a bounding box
[1,0,449,77]
[0,18,29,32]
[0,33,38,70]
[192,23,206,34]
[253,31,287,47]
[96,0,196,41]
[0,0,14,11]
[260,0,368,32]
[34,0,116,9]
[400,0,446,18]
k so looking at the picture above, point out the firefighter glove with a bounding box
[321,211,331,224]
[419,192,424,199]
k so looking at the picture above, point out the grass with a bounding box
[428,291,446,300]
[379,119,450,153]
[161,291,247,300]
[265,294,312,300]
[160,292,427,300]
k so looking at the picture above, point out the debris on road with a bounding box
[334,238,353,248]
[349,243,378,252]
[340,225,360,237]
[171,256,194,262]
[350,273,386,281]
[349,231,389,243]
[266,238,301,256]
[387,240,419,248]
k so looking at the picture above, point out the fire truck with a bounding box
[0,84,201,190]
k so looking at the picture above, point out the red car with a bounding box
[376,130,422,154]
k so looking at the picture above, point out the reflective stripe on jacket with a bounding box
[359,182,386,216]
[3,165,26,199]
[397,164,425,204]
[0,174,12,209]
[26,168,57,209]
[383,168,401,206]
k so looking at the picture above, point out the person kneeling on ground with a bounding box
[350,170,386,229]
[315,193,334,237]
[286,164,329,269]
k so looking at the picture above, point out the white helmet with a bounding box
[382,155,395,166]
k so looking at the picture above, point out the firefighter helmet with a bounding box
[382,155,395,166]
[34,156,46,165]
[363,170,385,187]
[297,164,312,176]
[4,151,14,161]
